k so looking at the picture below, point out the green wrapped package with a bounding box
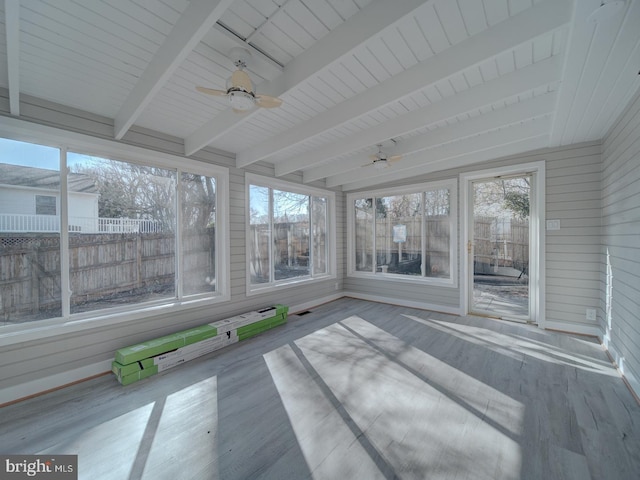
[209,304,288,333]
[238,313,287,341]
[113,305,289,385]
[115,323,218,365]
[119,365,159,386]
[113,332,241,385]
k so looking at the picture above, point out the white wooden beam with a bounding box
[5,0,20,116]
[113,0,234,140]
[184,0,430,157]
[326,117,551,188]
[236,0,572,168]
[340,134,551,191]
[305,92,556,184]
[293,56,560,180]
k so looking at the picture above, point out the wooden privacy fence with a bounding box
[249,222,315,282]
[0,230,214,320]
[356,215,450,275]
[474,216,529,274]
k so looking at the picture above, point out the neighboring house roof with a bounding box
[0,163,98,194]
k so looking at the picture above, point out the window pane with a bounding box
[273,189,309,280]
[311,196,327,275]
[0,138,62,325]
[249,185,270,284]
[35,195,57,215]
[376,194,422,276]
[354,198,373,272]
[181,172,216,296]
[424,188,450,278]
[67,153,176,314]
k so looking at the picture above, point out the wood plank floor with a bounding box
[1,298,639,479]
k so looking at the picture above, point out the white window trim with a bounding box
[245,173,336,296]
[0,115,231,343]
[347,179,458,288]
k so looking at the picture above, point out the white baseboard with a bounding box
[604,339,640,403]
[342,291,463,316]
[0,359,112,406]
[289,293,345,315]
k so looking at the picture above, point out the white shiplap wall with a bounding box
[545,143,602,333]
[0,90,343,404]
[601,90,640,398]
[344,141,603,333]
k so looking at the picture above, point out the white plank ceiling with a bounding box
[1,0,639,190]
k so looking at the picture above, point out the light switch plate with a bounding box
[546,219,561,230]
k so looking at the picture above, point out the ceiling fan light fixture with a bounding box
[228,90,255,111]
[373,159,389,169]
[196,47,282,114]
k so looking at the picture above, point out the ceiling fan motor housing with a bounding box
[228,90,255,110]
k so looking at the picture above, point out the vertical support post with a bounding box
[136,235,143,289]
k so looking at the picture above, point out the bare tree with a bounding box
[181,173,216,229]
[72,159,177,230]
[474,177,530,219]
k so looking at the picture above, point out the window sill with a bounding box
[0,293,230,347]
[347,271,458,288]
[247,274,336,296]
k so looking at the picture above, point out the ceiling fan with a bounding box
[196,47,282,114]
[362,144,402,170]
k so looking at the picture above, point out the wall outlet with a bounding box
[335,282,340,290]
[586,308,596,321]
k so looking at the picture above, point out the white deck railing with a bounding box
[0,214,162,233]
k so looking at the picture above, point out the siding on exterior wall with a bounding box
[0,92,344,403]
[602,90,640,397]
[344,142,603,332]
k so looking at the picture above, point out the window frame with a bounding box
[347,179,458,288]
[0,116,230,342]
[245,173,336,295]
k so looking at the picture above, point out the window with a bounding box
[247,174,334,293]
[66,153,179,314]
[180,172,218,296]
[0,135,228,328]
[35,195,57,215]
[348,180,457,286]
[0,139,63,323]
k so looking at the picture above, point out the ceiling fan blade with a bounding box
[196,86,227,96]
[255,94,283,108]
[388,155,402,163]
[232,108,252,115]
[231,69,253,92]
[369,154,379,161]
